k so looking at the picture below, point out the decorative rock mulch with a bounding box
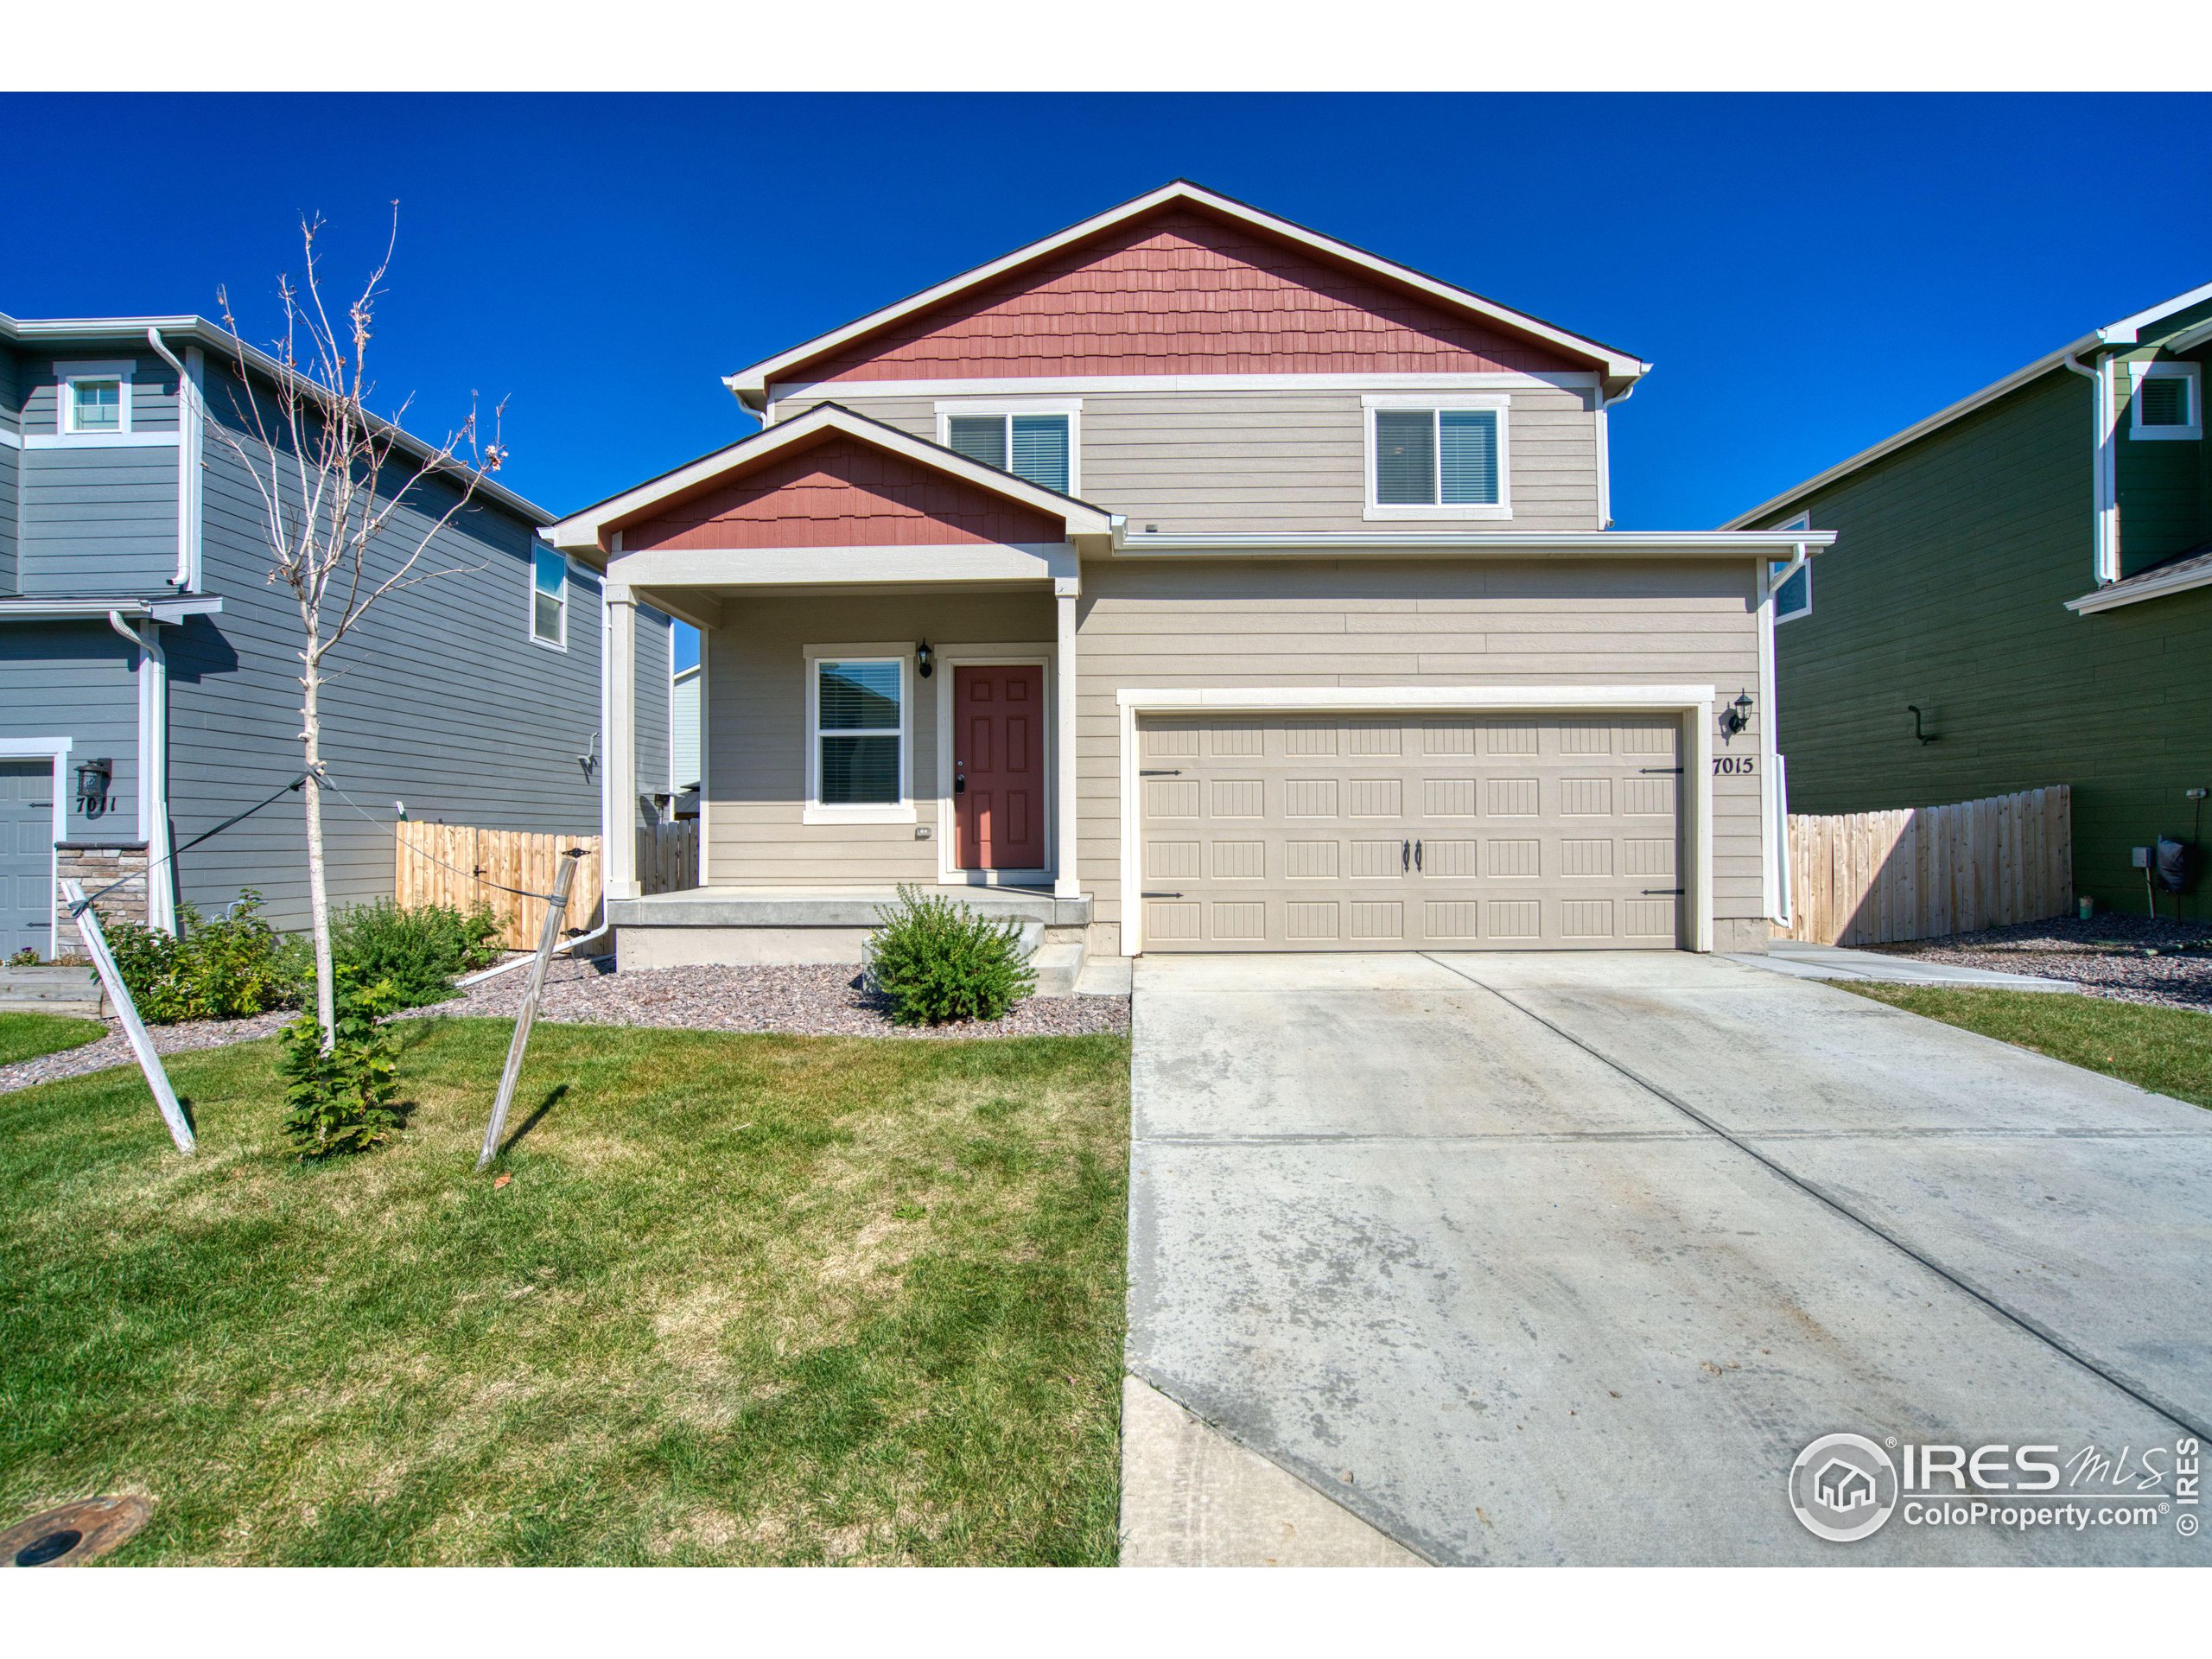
[0,1007,294,1096]
[0,957,1129,1096]
[1866,912,2212,1014]
[420,957,1131,1039]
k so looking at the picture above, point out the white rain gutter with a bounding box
[143,327,202,590]
[106,608,175,933]
[2062,349,2120,585]
[1758,539,1809,925]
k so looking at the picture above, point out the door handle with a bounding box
[955,776,966,795]
[1402,838,1410,872]
[1414,839,1423,871]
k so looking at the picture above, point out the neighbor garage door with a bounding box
[1135,712,1684,950]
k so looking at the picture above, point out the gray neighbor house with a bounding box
[0,311,672,960]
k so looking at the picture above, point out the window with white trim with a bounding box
[58,364,133,436]
[531,547,568,647]
[940,407,1075,493]
[1363,397,1510,518]
[1771,515,1813,624]
[810,656,907,812]
[2131,360,2201,440]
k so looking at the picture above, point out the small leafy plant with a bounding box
[7,947,41,968]
[865,884,1036,1027]
[329,898,502,1009]
[280,968,403,1160]
[104,891,297,1023]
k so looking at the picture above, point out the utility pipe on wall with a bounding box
[143,327,203,591]
[2062,349,2120,585]
[107,609,176,934]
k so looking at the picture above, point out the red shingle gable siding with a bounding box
[619,435,1065,550]
[793,206,1586,385]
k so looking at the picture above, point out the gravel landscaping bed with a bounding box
[1866,912,2212,1013]
[0,957,1128,1096]
[0,1007,293,1096]
[422,957,1131,1039]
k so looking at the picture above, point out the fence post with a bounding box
[60,879,194,1155]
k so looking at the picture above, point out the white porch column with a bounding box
[1054,581,1081,900]
[605,589,640,900]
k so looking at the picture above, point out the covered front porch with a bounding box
[546,404,1111,979]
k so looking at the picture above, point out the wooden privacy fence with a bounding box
[396,823,605,950]
[638,820,699,895]
[1784,785,2071,947]
[395,819,701,949]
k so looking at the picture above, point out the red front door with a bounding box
[953,664,1046,870]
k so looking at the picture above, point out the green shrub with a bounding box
[104,890,297,1024]
[328,899,502,1009]
[865,883,1036,1026]
[280,968,403,1160]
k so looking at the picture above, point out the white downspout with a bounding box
[108,609,175,934]
[2063,349,2120,584]
[1758,541,1807,926]
[1594,383,1633,531]
[144,327,202,590]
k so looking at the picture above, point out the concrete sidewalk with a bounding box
[1123,950,2210,1566]
[1732,938,2075,991]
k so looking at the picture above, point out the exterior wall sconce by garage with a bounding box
[916,639,934,679]
[1908,705,1938,744]
[73,756,113,810]
[1718,690,1753,741]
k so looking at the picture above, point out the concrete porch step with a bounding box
[610,885,1091,931]
[1028,941,1086,998]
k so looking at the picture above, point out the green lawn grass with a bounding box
[0,1010,106,1066]
[1836,984,2212,1109]
[0,1019,1129,1565]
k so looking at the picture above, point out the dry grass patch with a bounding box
[0,1017,1128,1565]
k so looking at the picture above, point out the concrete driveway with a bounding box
[1127,951,2212,1565]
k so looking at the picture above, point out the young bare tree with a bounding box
[208,207,506,1047]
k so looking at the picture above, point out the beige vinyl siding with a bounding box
[777,385,1603,534]
[702,590,1052,887]
[1068,556,1764,942]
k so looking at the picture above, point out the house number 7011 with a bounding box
[1713,756,1758,775]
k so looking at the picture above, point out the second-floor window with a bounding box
[531,548,567,648]
[2132,361,2202,440]
[60,367,131,436]
[940,406,1076,494]
[1365,398,1510,518]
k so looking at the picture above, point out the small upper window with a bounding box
[2132,361,2202,440]
[943,410,1073,493]
[1365,400,1510,518]
[59,366,132,436]
[531,547,567,647]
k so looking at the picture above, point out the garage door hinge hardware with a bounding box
[1642,887,1687,895]
[1139,768,1183,776]
[1639,766,1683,774]
[1141,891,1183,899]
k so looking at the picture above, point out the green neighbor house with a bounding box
[1731,280,2212,925]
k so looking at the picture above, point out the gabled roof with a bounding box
[542,403,1119,555]
[0,309,557,535]
[1724,276,2212,531]
[724,181,1650,408]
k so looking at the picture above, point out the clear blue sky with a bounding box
[8,92,2209,542]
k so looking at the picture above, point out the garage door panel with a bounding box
[1137,711,1686,952]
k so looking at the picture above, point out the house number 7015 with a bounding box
[1713,756,1758,775]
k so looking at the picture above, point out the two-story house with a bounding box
[1729,279,2212,923]
[546,181,1834,980]
[0,311,672,959]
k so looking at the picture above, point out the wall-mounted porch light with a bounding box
[73,756,113,808]
[1718,690,1753,741]
[916,639,935,679]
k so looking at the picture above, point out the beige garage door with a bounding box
[1136,712,1685,950]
